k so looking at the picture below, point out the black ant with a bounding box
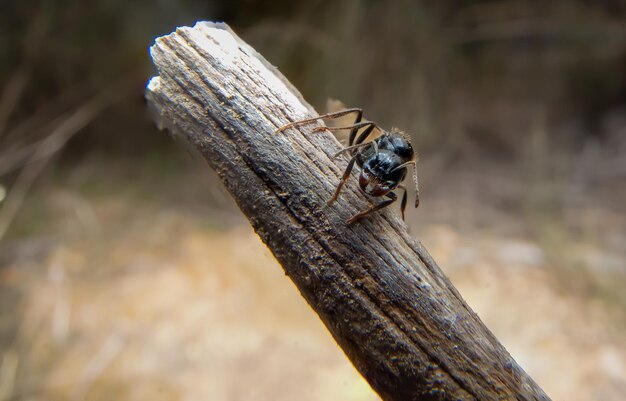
[277,108,419,224]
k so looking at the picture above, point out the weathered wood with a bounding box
[146,22,551,401]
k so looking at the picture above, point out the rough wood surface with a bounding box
[145,22,551,401]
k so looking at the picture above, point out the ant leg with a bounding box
[312,121,375,134]
[276,108,362,134]
[412,161,420,208]
[353,123,378,146]
[328,154,357,206]
[333,122,378,157]
[277,108,379,156]
[389,159,420,208]
[289,108,366,146]
[333,141,372,158]
[397,185,408,220]
[346,109,363,146]
[347,192,397,225]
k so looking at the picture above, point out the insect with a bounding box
[277,108,419,224]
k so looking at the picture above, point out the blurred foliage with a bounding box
[0,0,623,248]
[242,0,626,157]
[0,0,624,161]
[0,0,223,157]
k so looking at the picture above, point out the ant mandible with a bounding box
[277,108,419,224]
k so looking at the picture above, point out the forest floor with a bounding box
[1,151,625,401]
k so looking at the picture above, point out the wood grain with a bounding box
[146,21,550,401]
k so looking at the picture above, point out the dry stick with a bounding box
[146,22,551,401]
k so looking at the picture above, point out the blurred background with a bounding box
[1,1,625,400]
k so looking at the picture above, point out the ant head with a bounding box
[358,168,392,197]
[358,151,406,197]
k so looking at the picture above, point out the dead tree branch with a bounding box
[146,22,550,401]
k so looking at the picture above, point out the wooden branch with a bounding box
[146,22,550,401]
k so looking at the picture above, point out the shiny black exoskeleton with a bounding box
[357,133,412,197]
[277,108,419,224]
